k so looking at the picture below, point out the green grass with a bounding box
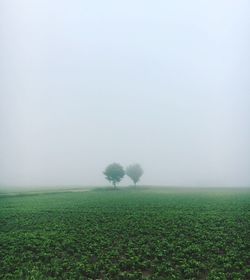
[0,187,249,279]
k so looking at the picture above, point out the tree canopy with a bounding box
[126,164,144,186]
[103,163,125,188]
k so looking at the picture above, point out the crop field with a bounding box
[0,187,249,279]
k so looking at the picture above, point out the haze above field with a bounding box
[0,0,249,188]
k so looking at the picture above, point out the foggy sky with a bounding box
[0,0,250,187]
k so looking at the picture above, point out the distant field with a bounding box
[0,187,249,279]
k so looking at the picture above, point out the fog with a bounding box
[0,0,249,188]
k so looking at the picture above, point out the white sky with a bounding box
[0,0,249,187]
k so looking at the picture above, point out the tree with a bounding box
[126,164,143,186]
[103,163,125,188]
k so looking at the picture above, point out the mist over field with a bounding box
[0,0,250,188]
[1,3,250,279]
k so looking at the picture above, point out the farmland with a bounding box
[0,187,249,279]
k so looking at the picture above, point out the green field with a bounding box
[0,187,249,279]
